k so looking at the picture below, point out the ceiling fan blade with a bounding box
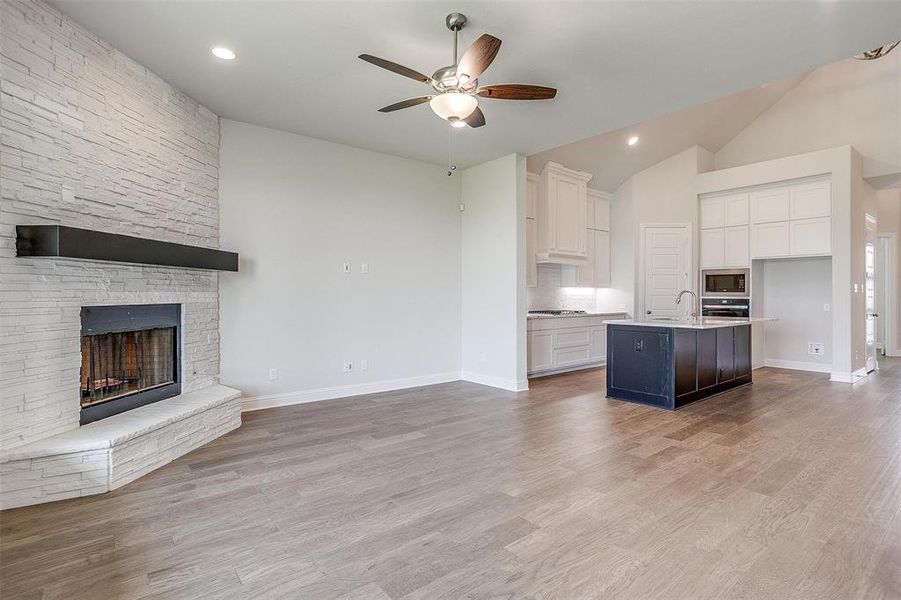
[359,54,432,84]
[378,96,432,113]
[477,85,557,100]
[464,107,486,128]
[456,34,502,80]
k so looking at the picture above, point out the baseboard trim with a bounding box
[829,367,868,383]
[241,372,462,412]
[764,359,832,373]
[528,361,605,379]
[460,372,528,392]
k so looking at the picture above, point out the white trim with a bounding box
[460,372,528,392]
[764,358,832,373]
[241,372,461,412]
[528,361,606,378]
[638,223,694,318]
[830,367,868,384]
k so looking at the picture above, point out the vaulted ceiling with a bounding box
[53,1,901,168]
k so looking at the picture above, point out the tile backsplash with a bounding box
[527,264,632,314]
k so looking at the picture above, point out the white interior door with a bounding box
[643,225,691,318]
[866,240,877,372]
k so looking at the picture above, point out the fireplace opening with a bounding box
[80,305,181,424]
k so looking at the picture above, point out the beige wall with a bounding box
[716,54,901,188]
[610,146,711,314]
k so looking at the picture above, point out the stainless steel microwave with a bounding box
[702,268,749,297]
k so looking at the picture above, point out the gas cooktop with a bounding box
[528,310,588,316]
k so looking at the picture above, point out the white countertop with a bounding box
[527,311,628,320]
[605,317,776,330]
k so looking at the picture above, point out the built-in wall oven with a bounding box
[701,298,750,318]
[702,268,749,298]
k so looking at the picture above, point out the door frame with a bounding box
[638,223,694,318]
[877,233,898,357]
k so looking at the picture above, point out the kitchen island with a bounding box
[604,318,770,409]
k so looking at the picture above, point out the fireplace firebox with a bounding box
[80,304,181,424]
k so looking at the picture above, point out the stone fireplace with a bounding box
[0,0,241,509]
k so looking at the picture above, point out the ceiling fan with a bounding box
[359,12,556,129]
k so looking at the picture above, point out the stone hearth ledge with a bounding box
[0,385,242,510]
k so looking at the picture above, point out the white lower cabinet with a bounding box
[790,216,830,256]
[527,315,624,376]
[527,330,554,372]
[751,221,790,258]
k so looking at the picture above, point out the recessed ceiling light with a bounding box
[627,136,639,146]
[211,47,236,60]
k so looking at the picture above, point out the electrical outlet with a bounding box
[342,262,351,274]
[268,368,278,381]
[360,359,369,371]
[361,262,369,274]
[342,361,353,373]
[479,352,486,362]
[823,303,831,312]
[808,342,824,356]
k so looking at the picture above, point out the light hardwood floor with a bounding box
[2,360,900,599]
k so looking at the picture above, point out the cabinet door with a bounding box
[586,193,598,230]
[594,230,611,287]
[608,328,669,397]
[790,180,830,220]
[734,325,751,377]
[750,187,791,224]
[526,217,537,288]
[751,221,790,258]
[701,228,725,268]
[595,195,610,231]
[697,329,718,390]
[700,197,725,229]
[674,329,698,397]
[790,217,831,256]
[724,225,750,267]
[723,194,750,226]
[526,174,538,219]
[589,325,606,362]
[552,175,586,255]
[716,327,735,383]
[528,331,554,372]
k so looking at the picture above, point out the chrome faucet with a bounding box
[675,289,699,318]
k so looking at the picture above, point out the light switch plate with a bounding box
[361,262,369,274]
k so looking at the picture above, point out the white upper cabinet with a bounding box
[586,191,597,230]
[536,162,592,263]
[750,187,791,224]
[701,228,725,267]
[526,172,538,220]
[595,230,611,286]
[751,221,790,258]
[723,194,749,226]
[790,180,831,220]
[790,217,831,256]
[590,189,611,231]
[724,225,750,266]
[700,197,725,229]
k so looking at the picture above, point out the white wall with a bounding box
[219,120,462,408]
[610,145,712,314]
[759,258,833,371]
[876,188,901,355]
[715,54,901,187]
[460,154,527,391]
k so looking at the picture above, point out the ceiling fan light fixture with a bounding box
[448,117,467,128]
[429,92,477,121]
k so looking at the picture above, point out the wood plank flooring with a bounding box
[2,360,901,599]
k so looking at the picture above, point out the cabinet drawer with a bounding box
[750,188,790,224]
[554,346,591,367]
[751,221,790,258]
[554,328,590,348]
[790,217,831,256]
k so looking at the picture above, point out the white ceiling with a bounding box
[52,1,901,169]
[527,73,806,192]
